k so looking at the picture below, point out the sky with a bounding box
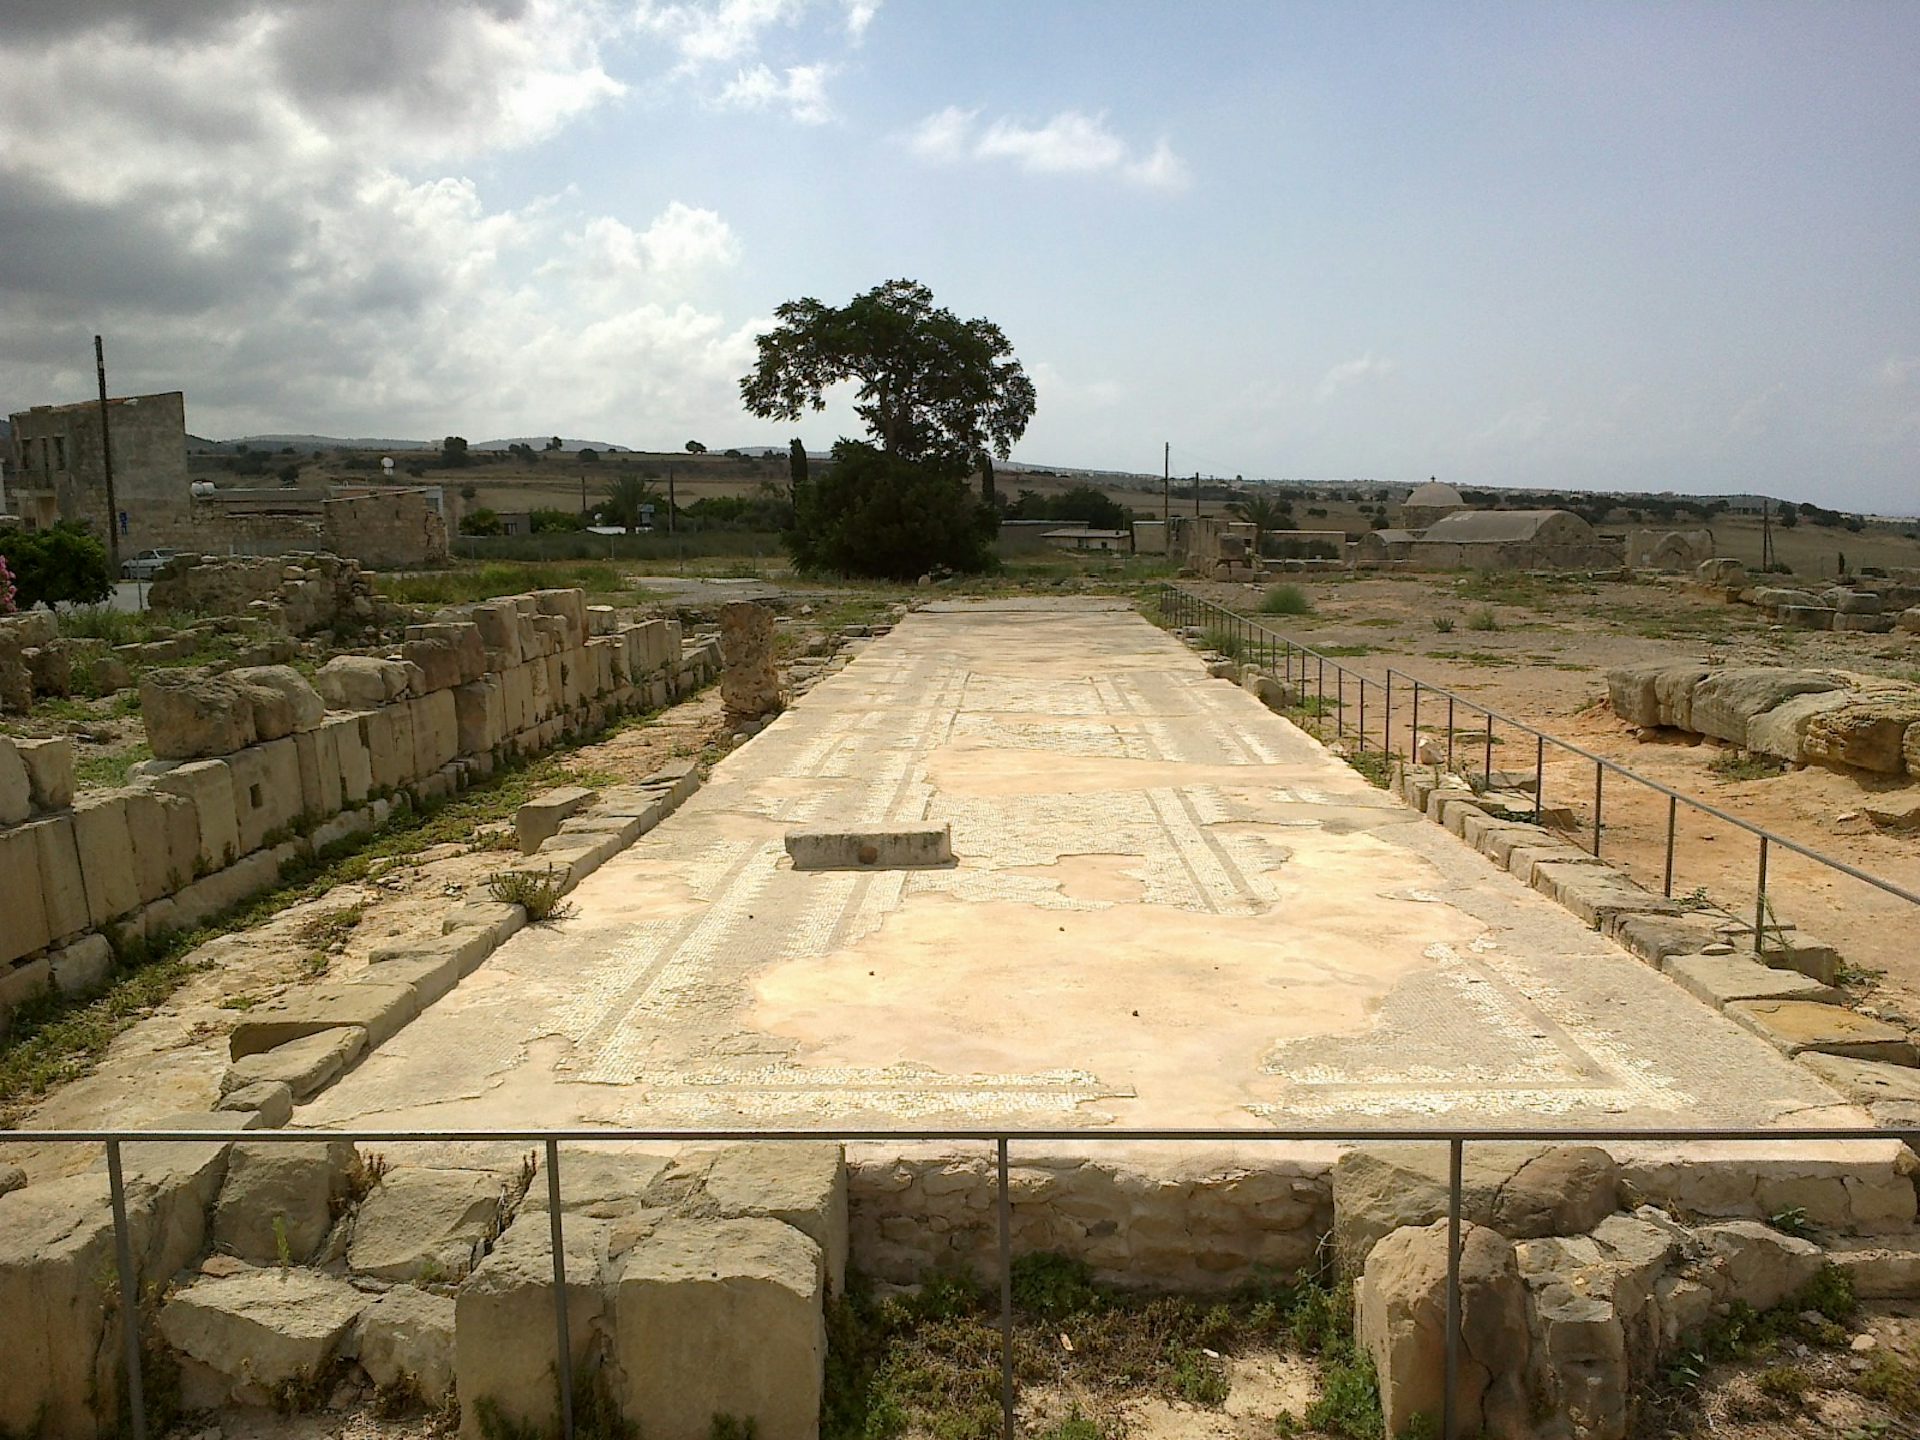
[1,1,1916,512]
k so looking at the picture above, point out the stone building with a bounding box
[1624,527,1714,571]
[321,488,449,569]
[1397,478,1469,530]
[1407,509,1621,570]
[4,391,193,549]
[1353,528,1419,568]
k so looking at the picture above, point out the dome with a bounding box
[1404,480,1465,508]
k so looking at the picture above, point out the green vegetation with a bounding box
[1709,749,1787,782]
[822,1257,1380,1440]
[1465,606,1500,632]
[0,522,112,608]
[380,561,643,605]
[72,740,151,791]
[787,441,999,580]
[1006,485,1133,533]
[1317,643,1376,656]
[1258,584,1314,616]
[1202,627,1246,661]
[1430,616,1455,633]
[486,866,576,923]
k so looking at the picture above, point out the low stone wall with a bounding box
[0,586,720,1033]
[147,551,377,635]
[1606,661,1920,777]
[1690,557,1920,635]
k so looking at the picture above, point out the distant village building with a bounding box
[1353,528,1419,567]
[1398,478,1469,530]
[1624,528,1714,571]
[5,391,193,549]
[1408,509,1619,570]
[1042,526,1128,552]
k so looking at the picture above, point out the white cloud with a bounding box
[633,0,812,69]
[906,107,1189,191]
[716,62,836,124]
[1315,354,1398,403]
[844,0,882,42]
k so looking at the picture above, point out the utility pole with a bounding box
[1162,443,1170,531]
[1193,471,1201,518]
[94,335,121,574]
[1760,499,1774,572]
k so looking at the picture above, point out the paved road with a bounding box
[304,598,1856,1137]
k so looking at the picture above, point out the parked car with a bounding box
[121,548,179,581]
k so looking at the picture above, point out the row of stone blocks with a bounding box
[0,589,720,1027]
[0,1132,845,1440]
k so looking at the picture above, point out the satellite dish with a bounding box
[381,457,395,473]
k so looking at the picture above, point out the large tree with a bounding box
[739,278,1037,469]
[789,441,997,580]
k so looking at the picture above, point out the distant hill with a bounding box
[473,437,634,454]
[199,434,437,453]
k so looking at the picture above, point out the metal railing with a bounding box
[11,1122,1916,1440]
[1159,584,1920,957]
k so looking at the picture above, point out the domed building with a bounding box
[1399,478,1468,529]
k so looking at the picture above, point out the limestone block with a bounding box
[411,690,459,777]
[0,735,30,824]
[1834,612,1895,632]
[406,621,487,683]
[1664,953,1844,1008]
[140,668,257,758]
[609,1218,826,1440]
[0,957,51,1021]
[1506,840,1603,887]
[1745,688,1854,762]
[663,618,684,663]
[0,827,52,965]
[1780,604,1837,629]
[71,790,140,926]
[516,785,594,853]
[293,722,345,821]
[1331,1144,1620,1269]
[1724,998,1918,1064]
[531,587,588,643]
[453,679,504,755]
[589,636,617,695]
[1697,1221,1824,1311]
[220,1026,368,1101]
[528,656,554,722]
[456,1218,611,1439]
[49,933,113,998]
[120,786,179,903]
[228,738,302,856]
[213,1138,358,1265]
[402,636,465,693]
[359,1285,457,1402]
[497,663,533,734]
[359,706,410,793]
[469,599,526,668]
[24,813,91,942]
[1828,588,1883,615]
[169,847,279,931]
[14,735,75,810]
[1606,911,1723,965]
[1358,1221,1531,1440]
[349,1168,508,1282]
[1689,668,1844,746]
[1605,661,1671,728]
[1824,1233,1920,1299]
[543,653,565,717]
[702,1142,849,1295]
[314,654,411,710]
[216,1080,294,1127]
[1530,860,1678,929]
[720,601,782,721]
[785,825,954,870]
[1898,606,1920,634]
[230,665,325,736]
[1800,1052,1920,1113]
[159,1269,365,1409]
[140,758,240,872]
[228,982,420,1059]
[1803,699,1920,774]
[322,713,372,806]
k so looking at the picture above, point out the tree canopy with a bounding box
[787,442,996,579]
[740,278,1036,469]
[0,523,112,608]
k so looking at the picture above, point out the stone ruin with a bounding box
[147,551,379,636]
[1691,557,1920,635]
[0,588,720,1035]
[718,599,783,724]
[1183,516,1265,581]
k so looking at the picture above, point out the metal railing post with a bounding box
[546,1139,576,1440]
[1317,655,1324,717]
[1446,697,1455,769]
[1412,681,1421,760]
[1444,1138,1463,1440]
[1357,675,1366,753]
[107,1139,148,1440]
[1592,764,1604,857]
[1384,672,1394,759]
[998,1137,1014,1440]
[1335,668,1344,737]
[1533,735,1545,822]
[1663,795,1678,898]
[1482,712,1493,784]
[1755,836,1770,957]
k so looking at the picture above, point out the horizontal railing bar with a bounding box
[1167,586,1920,909]
[8,1126,1918,1145]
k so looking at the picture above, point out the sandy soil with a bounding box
[1190,572,1920,1015]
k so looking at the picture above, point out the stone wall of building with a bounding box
[6,391,194,550]
[147,552,377,635]
[323,489,449,569]
[0,588,718,1031]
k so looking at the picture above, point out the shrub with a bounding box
[486,867,574,923]
[0,523,112,608]
[1465,606,1499,632]
[786,440,998,580]
[1430,616,1455,633]
[1258,584,1313,616]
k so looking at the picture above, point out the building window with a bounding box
[52,435,66,471]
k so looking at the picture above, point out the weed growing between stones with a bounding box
[821,1256,1382,1440]
[1202,627,1245,661]
[1707,749,1788,782]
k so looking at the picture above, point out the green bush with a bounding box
[786,441,998,580]
[0,523,112,608]
[1258,584,1313,616]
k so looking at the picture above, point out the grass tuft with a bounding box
[1258,585,1314,617]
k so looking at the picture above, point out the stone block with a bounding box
[1698,1220,1824,1311]
[0,826,52,965]
[1725,999,1918,1064]
[159,1269,365,1409]
[122,786,179,903]
[1746,689,1854,762]
[516,785,594,853]
[456,1218,611,1439]
[609,1218,826,1440]
[71,789,140,926]
[359,1285,457,1402]
[221,1026,368,1101]
[411,690,459,776]
[228,737,302,855]
[322,713,372,806]
[702,1142,849,1296]
[402,636,465,693]
[469,599,525,668]
[48,933,114,998]
[349,1168,509,1283]
[228,981,420,1060]
[229,664,325,735]
[169,848,279,931]
[407,621,488,682]
[453,678,504,755]
[314,654,413,710]
[1804,699,1920,775]
[1530,860,1678,928]
[500,663,535,734]
[1506,841,1603,886]
[360,705,411,794]
[0,955,51,1017]
[25,813,92,942]
[14,735,75,810]
[531,588,588,643]
[140,758,240,872]
[1689,668,1844,746]
[212,1138,359,1265]
[785,825,954,870]
[293,722,345,821]
[215,1080,293,1127]
[1664,953,1844,1008]
[0,735,31,824]
[140,668,257,758]
[1780,604,1837,629]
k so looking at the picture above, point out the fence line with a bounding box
[1158,584,1920,956]
[10,1122,1918,1440]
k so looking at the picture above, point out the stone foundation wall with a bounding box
[147,551,377,635]
[0,587,719,1032]
[322,490,450,568]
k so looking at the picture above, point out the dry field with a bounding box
[1190,569,1920,1015]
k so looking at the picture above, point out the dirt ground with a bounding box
[1190,570,1920,1018]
